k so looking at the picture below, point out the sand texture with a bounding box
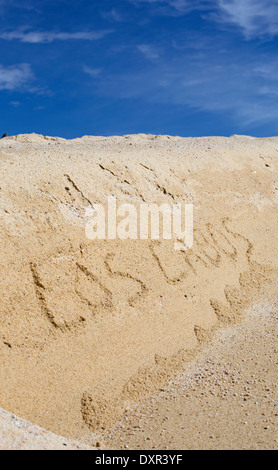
[103,300,277,450]
[0,133,277,447]
[0,407,91,450]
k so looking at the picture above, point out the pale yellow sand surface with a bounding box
[103,300,277,450]
[0,133,277,447]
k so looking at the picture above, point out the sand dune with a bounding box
[0,134,277,443]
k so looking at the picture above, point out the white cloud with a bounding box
[0,63,33,90]
[168,0,199,13]
[10,100,20,107]
[137,44,160,60]
[90,45,278,128]
[129,0,206,15]
[253,62,278,81]
[216,0,278,39]
[83,66,102,78]
[130,1,278,39]
[0,29,113,43]
[101,8,125,22]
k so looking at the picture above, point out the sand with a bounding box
[0,133,277,449]
[0,407,91,450]
[103,300,277,450]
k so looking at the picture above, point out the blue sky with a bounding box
[0,0,278,138]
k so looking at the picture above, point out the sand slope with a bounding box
[103,300,277,450]
[0,134,277,440]
[0,408,91,450]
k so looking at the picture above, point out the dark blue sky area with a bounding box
[0,0,278,138]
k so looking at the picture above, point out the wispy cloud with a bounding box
[0,29,113,43]
[215,0,278,39]
[130,1,278,39]
[10,100,20,107]
[129,0,206,16]
[137,44,160,60]
[83,66,102,78]
[253,62,278,81]
[101,8,125,22]
[0,63,33,90]
[88,41,278,128]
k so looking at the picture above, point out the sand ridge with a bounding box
[0,134,277,440]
